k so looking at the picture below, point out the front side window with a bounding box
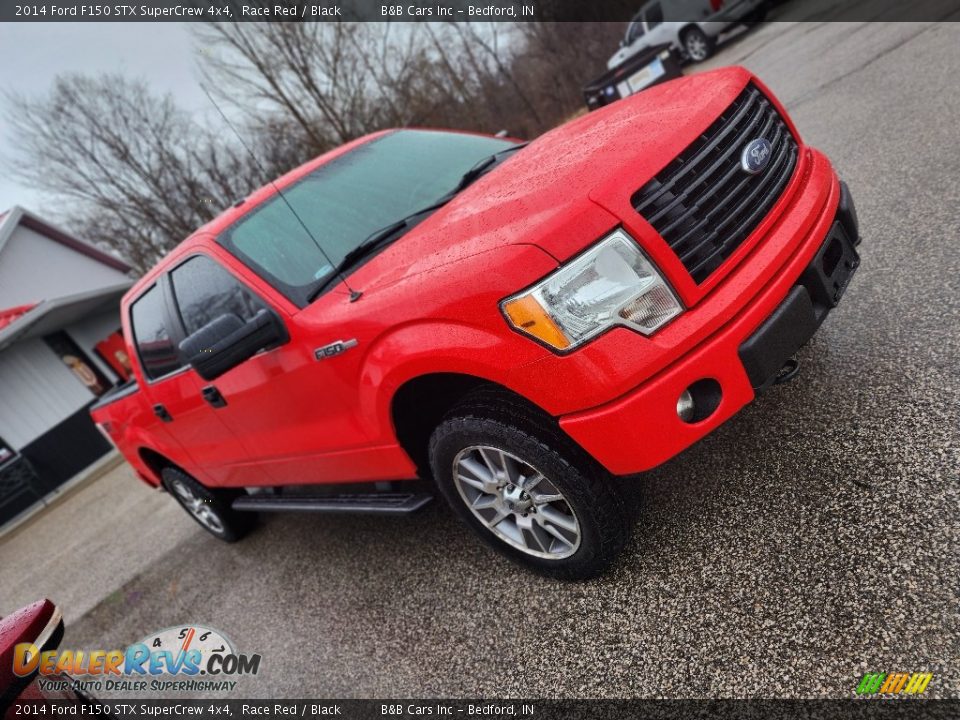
[218,129,515,306]
[170,255,266,337]
[130,285,182,381]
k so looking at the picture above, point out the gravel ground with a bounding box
[1,21,958,699]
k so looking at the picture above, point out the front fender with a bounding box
[353,244,561,443]
[360,321,534,432]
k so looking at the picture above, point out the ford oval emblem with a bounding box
[740,138,773,175]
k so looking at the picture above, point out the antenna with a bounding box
[199,83,361,301]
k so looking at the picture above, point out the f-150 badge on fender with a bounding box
[315,339,358,360]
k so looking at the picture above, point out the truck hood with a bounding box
[354,67,751,291]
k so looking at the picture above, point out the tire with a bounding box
[161,467,255,543]
[682,27,715,63]
[429,388,632,580]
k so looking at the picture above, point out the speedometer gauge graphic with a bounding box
[136,624,235,672]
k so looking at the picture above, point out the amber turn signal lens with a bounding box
[502,295,571,351]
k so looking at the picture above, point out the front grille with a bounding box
[632,84,799,284]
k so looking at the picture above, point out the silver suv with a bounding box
[607,0,766,67]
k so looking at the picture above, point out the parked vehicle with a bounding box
[91,67,860,580]
[607,0,767,66]
[583,43,683,111]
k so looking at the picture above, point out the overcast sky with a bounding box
[0,23,207,215]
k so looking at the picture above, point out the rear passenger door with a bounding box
[126,283,195,475]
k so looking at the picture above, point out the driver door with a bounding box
[167,252,357,489]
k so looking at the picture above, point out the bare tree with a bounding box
[194,22,431,153]
[196,20,628,144]
[515,22,625,118]
[6,21,632,271]
[5,74,261,271]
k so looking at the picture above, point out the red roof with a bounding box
[0,303,36,330]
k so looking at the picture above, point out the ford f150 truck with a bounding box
[91,67,860,580]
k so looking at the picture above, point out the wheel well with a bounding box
[679,23,701,41]
[391,373,488,477]
[390,372,571,478]
[138,448,178,485]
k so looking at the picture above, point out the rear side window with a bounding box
[170,255,266,337]
[130,285,182,381]
[646,3,664,26]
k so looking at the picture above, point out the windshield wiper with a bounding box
[307,142,529,302]
[440,142,529,200]
[307,201,447,302]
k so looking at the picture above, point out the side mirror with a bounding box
[180,308,288,381]
[619,39,626,48]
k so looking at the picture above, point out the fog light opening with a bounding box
[676,389,695,422]
[678,379,723,424]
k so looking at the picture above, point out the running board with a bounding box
[231,492,433,515]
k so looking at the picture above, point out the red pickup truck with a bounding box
[91,67,860,579]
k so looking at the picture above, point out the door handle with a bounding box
[153,404,173,422]
[201,385,227,408]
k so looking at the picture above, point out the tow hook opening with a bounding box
[774,357,801,385]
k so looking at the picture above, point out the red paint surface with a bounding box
[91,67,844,485]
[0,599,56,692]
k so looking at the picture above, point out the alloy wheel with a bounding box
[686,33,709,62]
[171,479,225,535]
[452,445,581,559]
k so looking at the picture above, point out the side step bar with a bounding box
[231,492,433,515]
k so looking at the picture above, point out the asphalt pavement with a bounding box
[1,21,958,699]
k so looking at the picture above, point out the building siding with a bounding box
[0,224,131,309]
[0,338,94,449]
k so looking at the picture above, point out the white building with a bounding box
[0,206,133,527]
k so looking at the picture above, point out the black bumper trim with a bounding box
[837,181,860,246]
[738,191,861,391]
[739,286,819,391]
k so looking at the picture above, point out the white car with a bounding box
[607,0,767,67]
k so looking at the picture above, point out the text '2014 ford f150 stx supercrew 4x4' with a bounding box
[91,67,860,579]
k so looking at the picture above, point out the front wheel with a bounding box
[682,27,715,63]
[429,390,632,580]
[161,467,255,543]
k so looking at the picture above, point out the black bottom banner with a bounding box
[5,700,958,720]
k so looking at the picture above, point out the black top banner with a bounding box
[6,699,960,719]
[3,0,960,22]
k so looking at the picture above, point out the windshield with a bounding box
[219,129,516,306]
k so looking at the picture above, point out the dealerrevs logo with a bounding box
[14,624,260,693]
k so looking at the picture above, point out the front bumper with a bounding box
[559,181,860,476]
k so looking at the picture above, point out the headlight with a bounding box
[501,229,682,351]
